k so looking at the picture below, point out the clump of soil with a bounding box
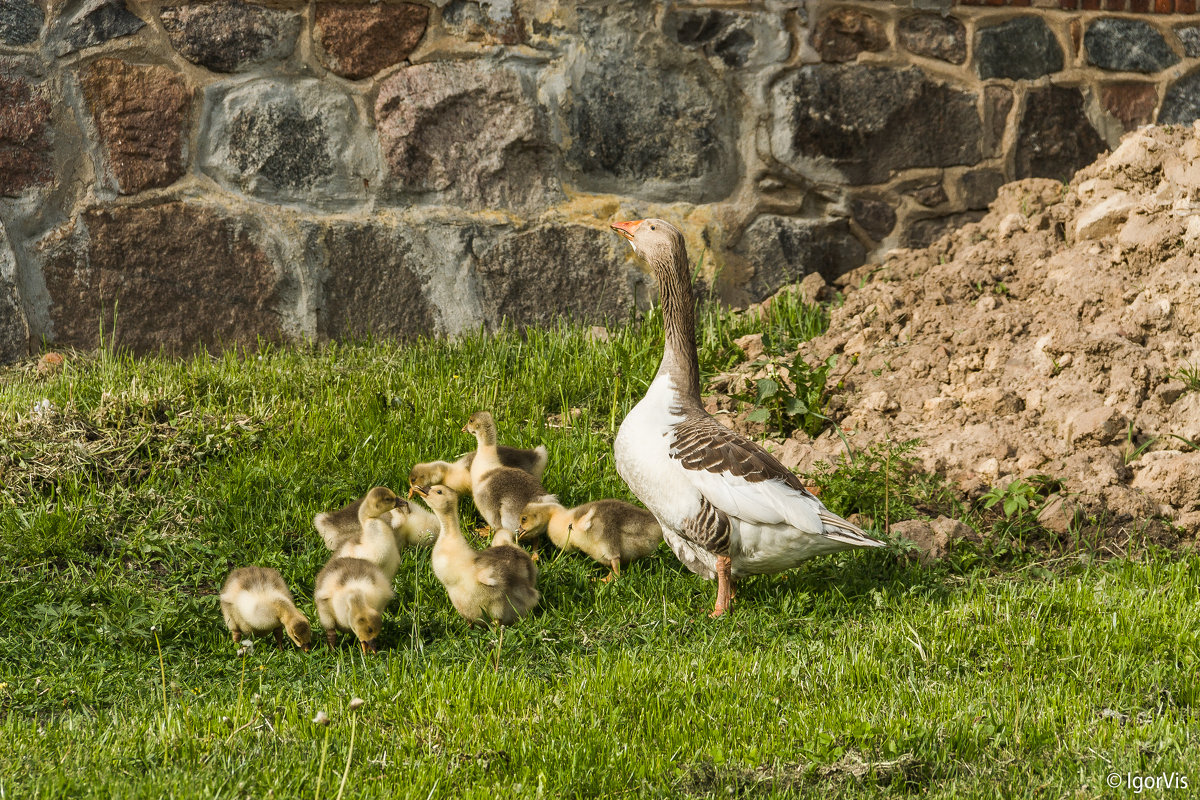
[727,123,1200,541]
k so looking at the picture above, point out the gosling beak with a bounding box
[611,219,641,241]
[413,485,430,498]
[396,499,409,512]
[301,643,311,653]
[407,485,416,498]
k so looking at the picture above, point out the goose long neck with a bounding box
[652,247,701,405]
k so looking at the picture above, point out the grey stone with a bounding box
[56,0,145,56]
[902,212,984,248]
[770,65,982,185]
[161,2,301,73]
[737,215,866,301]
[976,17,1062,81]
[0,222,29,363]
[442,0,525,45]
[898,13,966,65]
[850,195,896,241]
[1179,26,1200,59]
[958,169,1007,210]
[554,7,737,204]
[1159,71,1200,126]
[376,62,560,213]
[200,79,379,211]
[1086,19,1178,74]
[475,224,649,329]
[311,222,439,342]
[664,8,789,69]
[1016,86,1107,183]
[0,0,42,45]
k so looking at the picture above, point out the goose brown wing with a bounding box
[669,411,818,499]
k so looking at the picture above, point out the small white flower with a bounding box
[312,711,330,726]
[349,697,365,711]
[150,625,157,633]
[251,693,262,706]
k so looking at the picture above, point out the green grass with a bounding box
[1,299,1197,798]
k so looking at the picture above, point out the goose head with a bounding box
[412,484,459,515]
[286,616,312,652]
[516,502,555,539]
[351,608,382,650]
[361,486,402,520]
[463,411,497,446]
[611,218,687,273]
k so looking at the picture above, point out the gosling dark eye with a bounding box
[650,225,656,230]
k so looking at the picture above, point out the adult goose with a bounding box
[610,218,884,617]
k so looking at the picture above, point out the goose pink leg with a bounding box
[710,555,733,618]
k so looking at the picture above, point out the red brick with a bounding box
[1155,0,1174,11]
[1130,0,1150,10]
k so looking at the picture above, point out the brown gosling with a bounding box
[518,499,663,581]
[220,567,312,651]
[313,485,400,549]
[414,484,539,626]
[322,487,403,580]
[463,411,555,532]
[313,557,392,653]
[409,444,549,496]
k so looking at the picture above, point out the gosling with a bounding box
[409,444,549,496]
[321,487,404,580]
[518,499,663,580]
[313,486,403,550]
[414,484,539,626]
[464,411,555,532]
[220,567,312,651]
[313,557,392,652]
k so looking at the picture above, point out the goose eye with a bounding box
[650,225,656,230]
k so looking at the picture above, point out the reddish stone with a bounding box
[1102,83,1158,130]
[42,203,283,353]
[811,8,887,63]
[1081,0,1101,8]
[0,72,51,196]
[313,2,428,80]
[1155,0,1174,11]
[1060,0,1079,8]
[80,59,190,194]
[1104,0,1125,8]
[1012,0,1032,5]
[1130,0,1151,10]
[1179,0,1197,11]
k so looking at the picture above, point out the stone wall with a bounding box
[3,0,1200,359]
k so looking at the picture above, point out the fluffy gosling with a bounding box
[220,567,312,651]
[415,484,539,626]
[409,444,549,496]
[518,499,663,580]
[463,411,555,532]
[313,557,392,652]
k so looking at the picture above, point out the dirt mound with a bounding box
[737,123,1200,541]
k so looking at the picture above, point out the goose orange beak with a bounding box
[611,219,641,240]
